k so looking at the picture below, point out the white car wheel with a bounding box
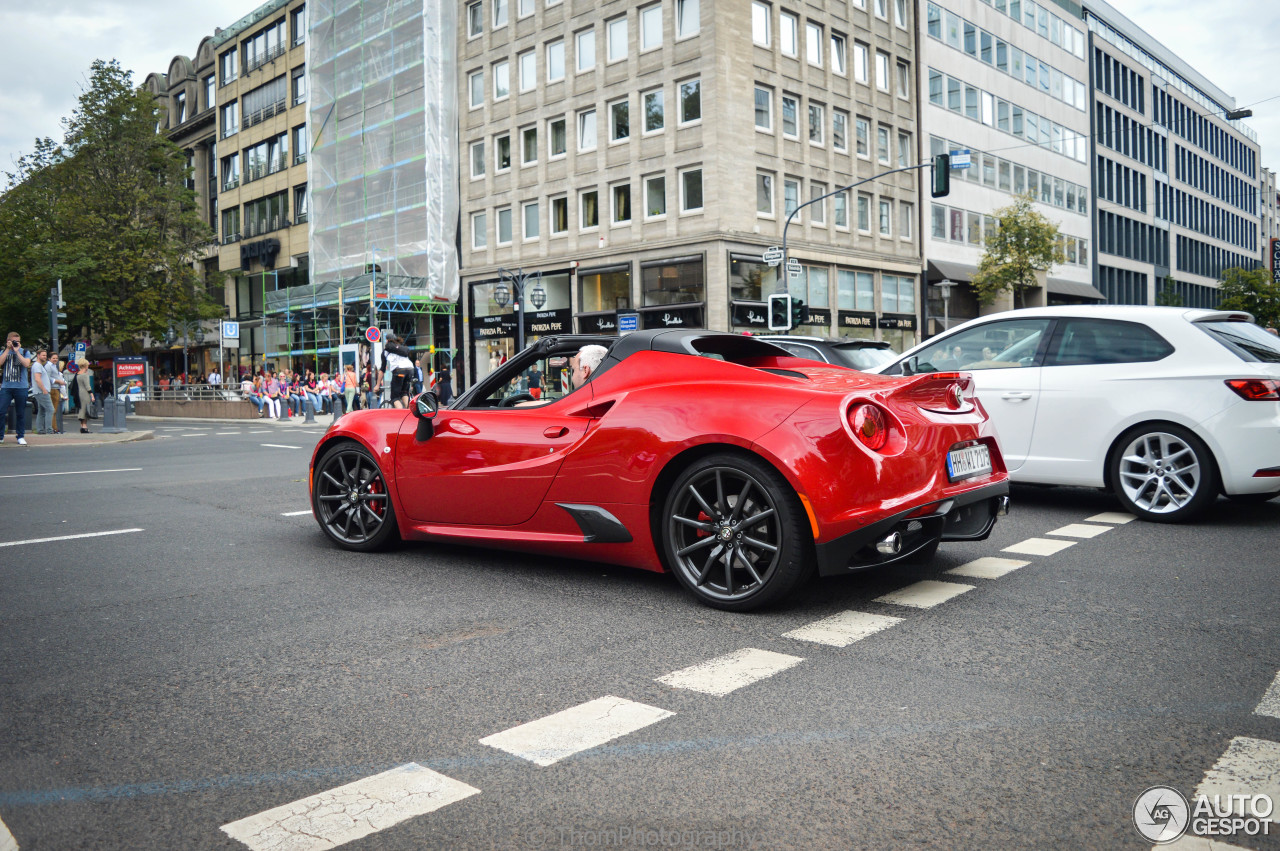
[1110,426,1218,523]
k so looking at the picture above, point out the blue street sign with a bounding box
[617,312,639,334]
[222,321,240,339]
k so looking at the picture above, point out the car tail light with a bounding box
[1225,379,1280,401]
[849,403,889,451]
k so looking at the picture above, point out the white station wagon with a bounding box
[869,306,1280,522]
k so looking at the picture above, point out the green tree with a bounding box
[0,138,71,345]
[1217,266,1280,329]
[0,59,219,350]
[970,192,1064,307]
[1155,275,1184,306]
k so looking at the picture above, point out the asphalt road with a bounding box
[1,427,1278,850]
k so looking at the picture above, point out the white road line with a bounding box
[875,580,975,609]
[0,468,141,480]
[1255,671,1280,719]
[479,696,674,766]
[0,528,144,549]
[783,611,903,647]
[1086,511,1135,524]
[220,763,479,851]
[657,648,804,696]
[1194,737,1280,822]
[0,815,16,851]
[281,510,313,517]
[248,430,271,434]
[1003,537,1076,556]
[260,444,302,450]
[945,556,1031,579]
[1045,523,1113,539]
[180,433,209,437]
[215,431,243,435]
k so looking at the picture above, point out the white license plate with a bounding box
[947,444,992,481]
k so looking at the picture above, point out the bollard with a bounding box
[332,394,345,423]
[304,396,316,424]
[101,398,126,434]
[278,397,291,421]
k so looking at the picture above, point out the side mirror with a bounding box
[412,392,439,419]
[900,357,918,377]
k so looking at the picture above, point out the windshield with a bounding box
[1197,320,1280,363]
[831,345,897,371]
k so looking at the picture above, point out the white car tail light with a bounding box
[1225,379,1280,401]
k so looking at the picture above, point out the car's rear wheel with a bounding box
[1109,424,1218,523]
[313,442,399,550]
[662,453,812,611]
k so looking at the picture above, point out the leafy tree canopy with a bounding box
[970,192,1064,307]
[1217,266,1280,329]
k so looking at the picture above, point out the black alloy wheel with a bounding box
[662,453,812,611]
[313,443,399,550]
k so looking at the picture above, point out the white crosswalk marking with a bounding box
[875,580,975,609]
[657,648,804,695]
[1046,523,1112,538]
[1003,537,1076,556]
[783,611,903,647]
[1194,737,1280,822]
[480,696,673,767]
[945,556,1030,579]
[1255,671,1280,719]
[281,510,313,517]
[221,763,479,851]
[0,814,16,851]
[1086,511,1135,524]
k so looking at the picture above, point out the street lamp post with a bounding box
[494,268,546,354]
[932,279,954,334]
[165,320,206,382]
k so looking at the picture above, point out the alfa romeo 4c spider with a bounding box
[310,330,1010,610]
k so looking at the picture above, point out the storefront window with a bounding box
[578,265,632,313]
[729,255,780,303]
[642,256,704,306]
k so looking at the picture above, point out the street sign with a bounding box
[786,258,802,280]
[949,149,972,169]
[763,246,784,267]
[74,341,86,362]
[617,311,639,335]
[222,321,240,340]
[365,326,381,343]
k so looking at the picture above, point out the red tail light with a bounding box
[1225,379,1280,401]
[849,403,888,451]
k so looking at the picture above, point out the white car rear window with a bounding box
[1197,320,1280,363]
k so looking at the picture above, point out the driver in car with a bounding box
[517,344,608,406]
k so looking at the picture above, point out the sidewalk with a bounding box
[129,411,341,427]
[0,428,153,448]
[2,408,358,448]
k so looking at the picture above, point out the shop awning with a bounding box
[927,260,977,283]
[1046,277,1106,301]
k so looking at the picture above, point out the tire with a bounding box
[661,453,813,611]
[1108,424,1219,523]
[312,442,400,551]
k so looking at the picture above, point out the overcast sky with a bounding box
[2,0,1277,177]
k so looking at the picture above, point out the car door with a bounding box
[897,318,1054,473]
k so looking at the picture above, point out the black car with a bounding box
[755,335,899,371]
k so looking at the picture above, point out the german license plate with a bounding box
[947,444,992,481]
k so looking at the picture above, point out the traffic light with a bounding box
[768,292,792,331]
[790,297,808,328]
[931,153,951,198]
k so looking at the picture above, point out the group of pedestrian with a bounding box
[1,330,99,443]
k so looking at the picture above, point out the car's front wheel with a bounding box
[312,442,399,551]
[1108,424,1218,523]
[662,453,813,611]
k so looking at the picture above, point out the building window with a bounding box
[640,4,662,51]
[874,0,887,19]
[581,190,599,229]
[875,51,890,91]
[679,79,701,124]
[808,103,824,146]
[493,60,509,99]
[222,208,241,242]
[610,98,630,142]
[680,168,703,212]
[645,174,666,218]
[470,140,485,178]
[896,61,910,99]
[831,33,847,76]
[294,184,308,223]
[754,86,772,131]
[781,94,798,138]
[519,0,534,19]
[472,211,487,248]
[551,197,569,234]
[293,124,308,162]
[467,1,483,37]
[855,116,869,157]
[493,0,508,28]
[806,23,822,66]
[221,153,240,190]
[204,75,215,110]
[676,0,699,38]
[292,6,306,44]
[853,42,868,83]
[578,109,597,150]
[519,50,536,92]
[468,70,484,108]
[174,91,187,125]
[495,134,511,172]
[547,40,565,81]
[810,182,826,225]
[521,126,537,165]
[549,117,567,157]
[644,89,665,133]
[607,16,628,62]
[220,101,238,137]
[752,1,770,46]
[497,206,512,244]
[877,125,890,165]
[894,0,907,28]
[784,178,800,219]
[857,193,871,231]
[833,110,848,152]
[879,199,892,236]
[897,131,910,167]
[900,202,913,239]
[575,29,596,74]
[243,19,287,73]
[523,201,539,240]
[642,256,704,306]
[834,190,849,228]
[243,191,288,238]
[757,172,774,216]
[780,11,798,56]
[220,47,238,84]
[292,66,306,105]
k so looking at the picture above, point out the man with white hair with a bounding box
[516,343,608,406]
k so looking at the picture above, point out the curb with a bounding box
[0,430,154,449]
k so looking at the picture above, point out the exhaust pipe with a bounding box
[995,495,1011,516]
[875,532,902,555]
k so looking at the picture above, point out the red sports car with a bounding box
[309,330,1010,610]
